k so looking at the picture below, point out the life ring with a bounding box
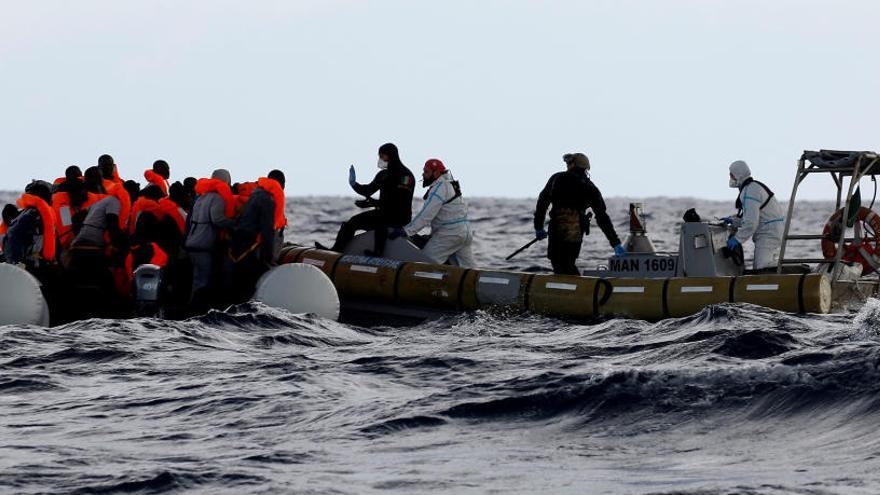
[821,206,880,275]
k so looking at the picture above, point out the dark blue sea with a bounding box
[3,196,880,494]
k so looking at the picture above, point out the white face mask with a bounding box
[377,159,388,170]
[729,176,738,188]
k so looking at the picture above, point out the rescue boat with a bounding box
[272,150,879,323]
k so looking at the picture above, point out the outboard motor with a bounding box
[133,264,164,317]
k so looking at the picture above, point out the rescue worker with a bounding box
[723,160,785,270]
[186,169,236,312]
[400,159,475,267]
[144,160,171,196]
[330,142,415,256]
[3,181,57,271]
[226,170,287,303]
[534,153,625,275]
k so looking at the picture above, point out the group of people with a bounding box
[0,154,288,319]
[0,142,783,321]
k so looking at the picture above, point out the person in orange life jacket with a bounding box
[4,181,57,270]
[226,170,286,303]
[329,142,415,256]
[144,160,171,196]
[183,177,198,209]
[52,166,82,193]
[186,169,236,312]
[126,186,170,277]
[98,154,131,232]
[52,166,105,255]
[70,167,128,290]
[0,204,20,261]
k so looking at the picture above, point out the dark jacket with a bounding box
[533,169,621,247]
[353,164,416,227]
[233,187,279,263]
[3,209,39,264]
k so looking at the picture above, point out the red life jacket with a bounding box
[256,177,287,230]
[125,242,169,275]
[158,199,186,235]
[129,197,164,235]
[16,193,57,261]
[103,179,131,230]
[144,169,169,196]
[195,178,236,218]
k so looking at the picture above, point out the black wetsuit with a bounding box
[332,163,415,255]
[533,168,620,275]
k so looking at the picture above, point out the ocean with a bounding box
[3,195,880,494]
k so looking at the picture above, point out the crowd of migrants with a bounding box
[0,153,287,321]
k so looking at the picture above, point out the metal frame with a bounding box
[777,150,880,280]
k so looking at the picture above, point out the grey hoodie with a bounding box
[185,192,235,252]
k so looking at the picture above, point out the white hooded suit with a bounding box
[404,172,475,267]
[729,160,785,270]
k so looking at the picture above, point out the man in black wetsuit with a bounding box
[533,152,626,275]
[329,142,415,256]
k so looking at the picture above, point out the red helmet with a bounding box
[424,158,446,174]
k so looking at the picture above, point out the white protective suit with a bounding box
[729,160,785,270]
[404,172,476,267]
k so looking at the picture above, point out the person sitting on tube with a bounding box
[394,158,475,267]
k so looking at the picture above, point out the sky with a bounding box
[0,0,877,200]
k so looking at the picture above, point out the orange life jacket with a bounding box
[256,177,287,230]
[195,178,236,218]
[158,199,186,235]
[103,179,131,230]
[129,197,164,235]
[0,222,7,254]
[125,242,169,275]
[52,191,105,249]
[15,193,57,261]
[144,169,169,196]
[235,181,258,214]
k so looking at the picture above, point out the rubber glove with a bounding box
[727,237,740,250]
[388,227,407,240]
[613,244,627,257]
[719,216,734,225]
[348,165,357,187]
[535,228,548,240]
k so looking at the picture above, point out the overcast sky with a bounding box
[0,0,877,200]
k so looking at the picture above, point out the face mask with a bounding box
[729,176,738,188]
[422,176,437,188]
[377,159,388,170]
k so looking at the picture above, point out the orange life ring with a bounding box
[822,206,880,275]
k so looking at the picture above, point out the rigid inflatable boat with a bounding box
[275,150,880,323]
